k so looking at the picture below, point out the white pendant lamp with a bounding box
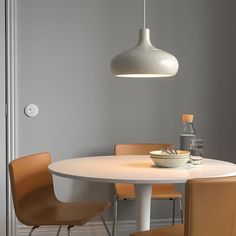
[111,0,179,78]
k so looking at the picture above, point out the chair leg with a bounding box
[56,225,62,236]
[112,195,118,236]
[172,199,176,225]
[100,213,111,236]
[177,198,184,224]
[67,225,74,236]
[28,226,39,236]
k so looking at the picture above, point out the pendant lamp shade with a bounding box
[111,29,179,78]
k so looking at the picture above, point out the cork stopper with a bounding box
[182,114,194,123]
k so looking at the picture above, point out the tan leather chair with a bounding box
[112,144,183,236]
[130,176,236,236]
[8,152,111,236]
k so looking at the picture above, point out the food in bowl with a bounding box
[150,150,190,168]
[150,150,190,157]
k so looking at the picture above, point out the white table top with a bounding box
[48,155,236,184]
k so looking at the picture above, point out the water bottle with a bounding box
[180,114,196,151]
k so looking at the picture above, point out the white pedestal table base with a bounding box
[134,184,152,231]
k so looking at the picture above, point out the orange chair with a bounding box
[130,176,236,236]
[9,152,111,236]
[112,144,183,236]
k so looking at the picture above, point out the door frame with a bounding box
[6,0,17,235]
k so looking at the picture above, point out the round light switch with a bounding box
[24,104,39,117]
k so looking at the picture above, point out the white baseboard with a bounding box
[17,218,181,236]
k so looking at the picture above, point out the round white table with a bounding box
[48,155,236,231]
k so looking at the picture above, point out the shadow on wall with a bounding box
[53,176,185,221]
[53,176,114,202]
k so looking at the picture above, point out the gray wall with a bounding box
[0,0,6,234]
[15,0,236,229]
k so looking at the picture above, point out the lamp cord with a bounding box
[143,0,146,29]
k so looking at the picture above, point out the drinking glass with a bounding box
[190,139,204,157]
[189,139,204,165]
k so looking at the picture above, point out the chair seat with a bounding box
[131,224,184,236]
[22,201,111,226]
[115,183,182,200]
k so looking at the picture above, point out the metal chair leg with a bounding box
[177,198,184,224]
[100,213,111,236]
[112,195,118,236]
[28,226,39,236]
[67,225,74,236]
[56,225,62,236]
[172,199,176,225]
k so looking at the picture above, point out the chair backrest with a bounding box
[185,176,236,236]
[115,143,173,155]
[8,152,55,225]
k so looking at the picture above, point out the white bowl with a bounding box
[150,150,190,168]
